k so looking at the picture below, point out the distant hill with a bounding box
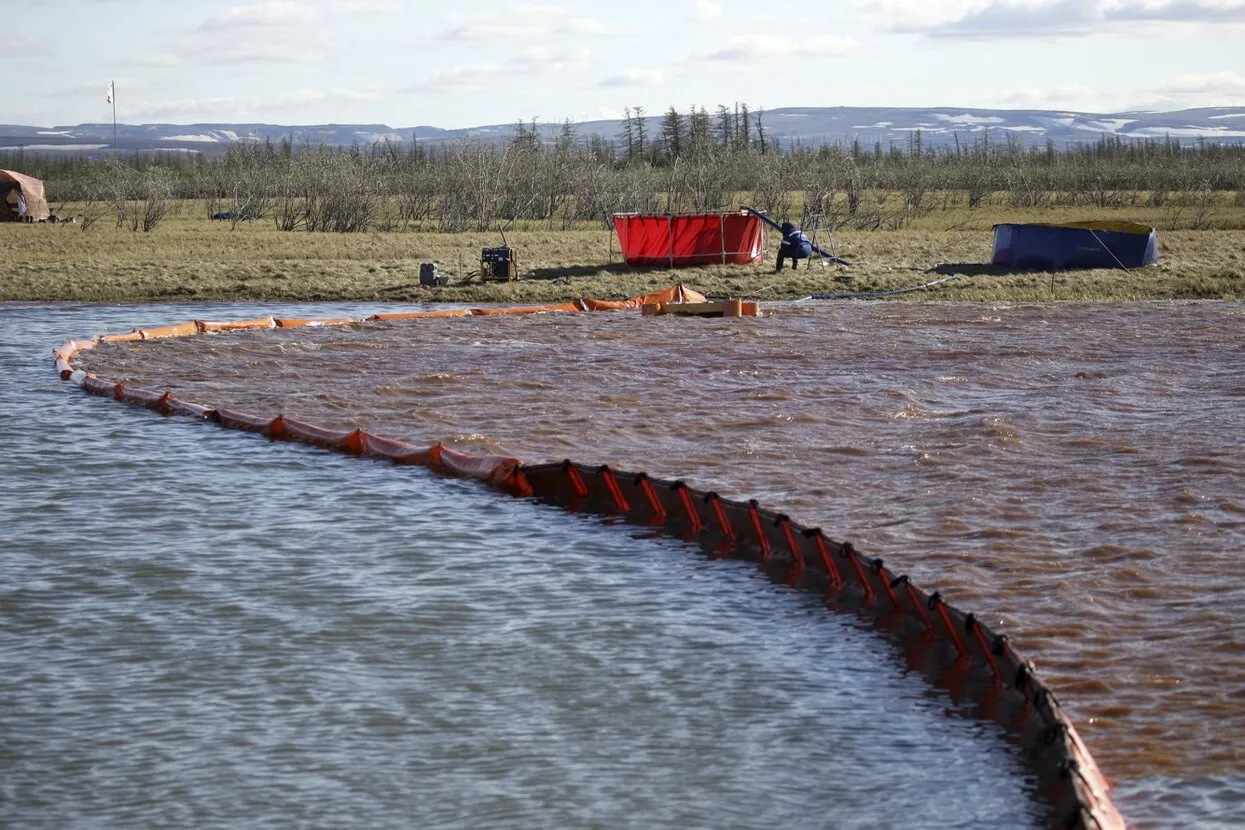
[2,106,1244,157]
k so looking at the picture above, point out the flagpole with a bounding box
[111,80,117,153]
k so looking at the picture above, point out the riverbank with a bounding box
[3,207,1243,303]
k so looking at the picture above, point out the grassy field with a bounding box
[3,199,1244,304]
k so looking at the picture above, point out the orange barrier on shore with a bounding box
[469,302,584,316]
[275,317,362,328]
[165,395,214,420]
[137,321,200,341]
[359,433,442,466]
[99,330,144,343]
[578,298,635,311]
[196,316,277,333]
[53,287,1125,830]
[368,308,472,321]
[634,285,708,305]
[270,416,365,453]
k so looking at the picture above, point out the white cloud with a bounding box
[700,34,855,61]
[1001,84,1102,109]
[999,71,1245,111]
[862,0,1245,39]
[511,2,561,13]
[1109,0,1245,24]
[598,68,665,87]
[510,47,591,74]
[51,78,152,99]
[326,0,404,13]
[1143,70,1245,107]
[77,0,376,74]
[183,31,333,64]
[692,0,723,20]
[439,22,517,40]
[1,34,49,58]
[404,64,504,93]
[1155,70,1245,96]
[131,53,183,67]
[199,1,315,31]
[122,96,249,121]
[852,0,983,29]
[402,45,589,93]
[557,17,609,35]
[109,86,392,121]
[438,3,609,40]
[176,0,343,64]
[265,87,391,109]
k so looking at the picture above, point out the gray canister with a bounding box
[419,262,448,286]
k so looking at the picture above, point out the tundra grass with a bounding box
[2,201,1243,304]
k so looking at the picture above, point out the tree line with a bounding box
[3,103,1243,232]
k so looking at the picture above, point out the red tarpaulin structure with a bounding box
[613,213,765,267]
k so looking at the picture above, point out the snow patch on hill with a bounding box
[1087,118,1137,132]
[21,144,107,151]
[1130,126,1245,138]
[934,114,1006,125]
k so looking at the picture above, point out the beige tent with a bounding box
[1,169,50,222]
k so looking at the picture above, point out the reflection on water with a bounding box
[2,302,1045,829]
[75,298,1245,827]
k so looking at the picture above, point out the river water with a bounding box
[7,298,1245,827]
[3,301,1047,830]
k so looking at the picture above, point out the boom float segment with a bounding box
[51,289,1126,830]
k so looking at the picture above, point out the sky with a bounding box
[4,0,1245,128]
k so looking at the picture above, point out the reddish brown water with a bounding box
[83,300,1245,821]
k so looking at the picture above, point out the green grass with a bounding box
[2,200,1243,304]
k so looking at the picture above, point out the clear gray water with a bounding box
[1,302,1042,829]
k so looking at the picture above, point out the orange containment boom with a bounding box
[641,299,759,317]
[51,286,1124,830]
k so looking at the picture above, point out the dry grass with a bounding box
[2,200,1243,304]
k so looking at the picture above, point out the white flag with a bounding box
[106,81,113,104]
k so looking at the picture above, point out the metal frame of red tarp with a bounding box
[613,213,765,268]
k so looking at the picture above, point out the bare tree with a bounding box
[119,166,175,232]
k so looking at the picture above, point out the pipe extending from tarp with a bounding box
[51,288,1124,830]
[741,206,850,266]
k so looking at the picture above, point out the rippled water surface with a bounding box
[9,298,1245,828]
[1,302,1052,830]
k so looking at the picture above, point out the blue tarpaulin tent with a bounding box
[991,221,1158,270]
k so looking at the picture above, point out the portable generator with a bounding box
[480,245,517,281]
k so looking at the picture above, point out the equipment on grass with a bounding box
[481,245,518,281]
[742,206,849,266]
[612,212,766,267]
[419,262,449,287]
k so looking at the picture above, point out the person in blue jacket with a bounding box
[775,221,813,271]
